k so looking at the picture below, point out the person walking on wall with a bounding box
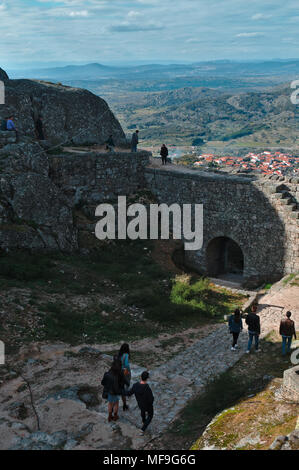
[228,308,243,351]
[101,358,129,422]
[280,311,296,356]
[246,304,261,353]
[131,130,139,153]
[160,144,169,165]
[118,343,131,411]
[126,371,154,435]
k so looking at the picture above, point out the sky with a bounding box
[0,0,298,69]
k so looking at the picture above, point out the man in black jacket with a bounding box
[160,144,169,165]
[245,304,261,353]
[280,311,297,356]
[127,371,154,434]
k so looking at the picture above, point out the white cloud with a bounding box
[236,32,265,38]
[251,13,272,20]
[127,10,142,19]
[69,10,89,17]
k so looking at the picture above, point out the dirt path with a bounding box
[1,280,298,450]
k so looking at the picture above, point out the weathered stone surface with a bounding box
[0,67,9,82]
[145,166,299,286]
[0,76,126,146]
[49,151,151,205]
[283,366,299,403]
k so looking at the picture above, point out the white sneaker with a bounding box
[231,347,236,351]
[234,344,239,349]
[246,350,250,354]
[255,349,262,353]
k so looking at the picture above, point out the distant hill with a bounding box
[9,59,299,82]
[109,83,299,150]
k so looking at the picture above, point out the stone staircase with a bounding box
[261,175,299,276]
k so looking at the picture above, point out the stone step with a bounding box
[285,203,298,212]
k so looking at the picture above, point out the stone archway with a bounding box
[206,237,244,280]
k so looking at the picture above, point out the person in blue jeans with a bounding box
[228,309,243,351]
[279,311,296,356]
[245,304,261,353]
[118,343,131,411]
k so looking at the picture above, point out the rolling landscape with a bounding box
[10,60,299,156]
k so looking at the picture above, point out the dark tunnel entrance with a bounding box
[206,237,244,280]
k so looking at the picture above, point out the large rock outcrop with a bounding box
[0,142,78,252]
[0,68,9,82]
[0,68,126,145]
[0,67,128,252]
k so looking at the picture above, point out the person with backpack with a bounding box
[101,358,129,422]
[0,117,7,131]
[160,144,169,165]
[126,371,154,435]
[131,130,139,153]
[280,311,297,356]
[118,343,131,411]
[228,308,243,351]
[245,304,261,353]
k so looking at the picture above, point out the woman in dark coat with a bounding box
[160,144,169,165]
[101,358,129,422]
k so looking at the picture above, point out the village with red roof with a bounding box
[193,151,299,176]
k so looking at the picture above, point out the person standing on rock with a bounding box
[160,144,169,165]
[131,130,139,153]
[6,116,19,142]
[245,304,261,354]
[101,358,129,422]
[279,311,296,356]
[105,134,115,152]
[118,343,131,411]
[228,309,243,351]
[126,371,154,435]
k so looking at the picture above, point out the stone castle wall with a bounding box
[49,151,151,206]
[40,152,299,285]
[145,168,299,286]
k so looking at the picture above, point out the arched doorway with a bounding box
[206,237,244,280]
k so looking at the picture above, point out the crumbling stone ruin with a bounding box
[0,67,298,287]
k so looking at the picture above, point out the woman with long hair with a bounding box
[118,343,131,411]
[101,358,128,422]
[228,308,243,351]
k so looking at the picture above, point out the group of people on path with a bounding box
[228,305,297,355]
[108,130,170,165]
[101,343,154,435]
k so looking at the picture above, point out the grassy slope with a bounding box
[0,241,245,354]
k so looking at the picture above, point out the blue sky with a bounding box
[0,0,298,69]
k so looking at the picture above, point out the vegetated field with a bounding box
[0,240,246,354]
[98,82,299,152]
